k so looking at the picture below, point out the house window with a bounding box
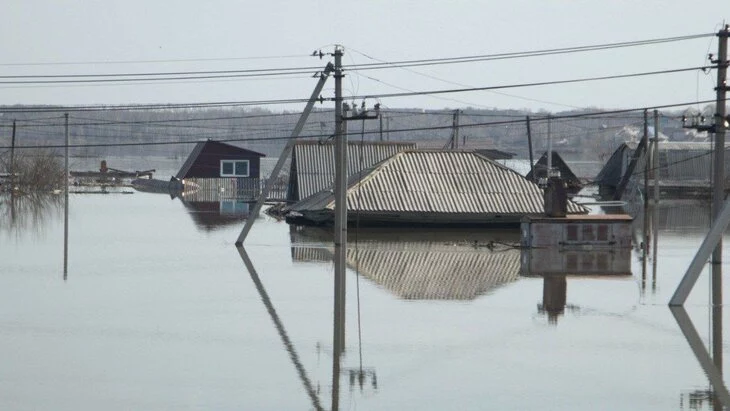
[220,160,250,177]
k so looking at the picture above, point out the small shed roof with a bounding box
[176,140,266,179]
[289,150,588,223]
[288,140,416,201]
[525,151,582,191]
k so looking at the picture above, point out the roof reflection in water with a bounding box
[290,226,522,300]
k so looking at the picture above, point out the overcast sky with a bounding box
[1,1,726,112]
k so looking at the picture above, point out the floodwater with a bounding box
[1,187,730,410]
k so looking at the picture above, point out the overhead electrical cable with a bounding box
[1,98,720,150]
[0,33,712,83]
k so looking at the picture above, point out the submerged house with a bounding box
[525,151,583,193]
[595,141,730,198]
[286,150,588,226]
[176,140,266,198]
[286,141,416,202]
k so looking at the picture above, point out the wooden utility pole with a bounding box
[451,110,460,149]
[9,120,16,178]
[652,110,660,204]
[641,109,649,288]
[379,114,383,141]
[526,116,535,181]
[64,113,69,279]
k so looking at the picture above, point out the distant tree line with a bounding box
[0,105,703,163]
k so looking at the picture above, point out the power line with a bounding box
[0,33,710,82]
[345,33,714,72]
[0,54,311,68]
[0,64,715,114]
[341,65,714,100]
[0,98,719,150]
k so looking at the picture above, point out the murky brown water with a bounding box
[1,186,728,410]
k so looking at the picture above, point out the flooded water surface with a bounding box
[1,189,729,410]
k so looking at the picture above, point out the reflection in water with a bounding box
[290,226,522,300]
[672,306,730,410]
[538,276,568,324]
[0,192,62,237]
[236,247,324,411]
[520,242,632,325]
[178,191,250,232]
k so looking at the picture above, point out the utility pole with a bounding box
[547,115,553,174]
[379,114,383,142]
[711,24,728,379]
[236,62,334,245]
[64,113,69,279]
[670,25,729,306]
[653,110,660,204]
[333,45,346,358]
[451,109,460,149]
[9,120,16,179]
[526,116,535,182]
[641,109,649,289]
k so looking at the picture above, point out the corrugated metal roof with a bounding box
[289,141,416,201]
[291,150,587,216]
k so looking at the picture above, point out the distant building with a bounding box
[176,140,266,199]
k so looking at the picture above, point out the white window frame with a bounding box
[220,159,250,177]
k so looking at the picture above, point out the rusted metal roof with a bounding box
[289,150,587,223]
[288,141,416,201]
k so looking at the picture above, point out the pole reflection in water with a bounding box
[671,306,730,409]
[236,246,325,411]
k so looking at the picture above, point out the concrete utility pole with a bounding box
[670,25,729,306]
[235,62,334,245]
[711,24,728,378]
[333,45,346,357]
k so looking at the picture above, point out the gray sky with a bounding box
[1,1,727,112]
